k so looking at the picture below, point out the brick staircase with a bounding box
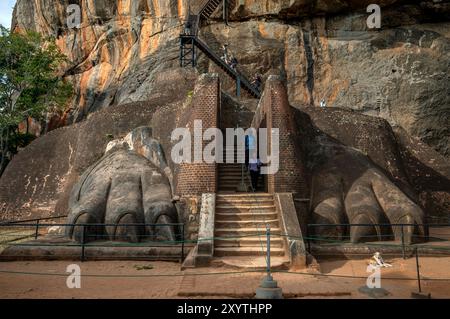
[214,193,286,257]
[218,145,265,193]
[218,163,246,192]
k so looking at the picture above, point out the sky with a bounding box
[0,0,16,29]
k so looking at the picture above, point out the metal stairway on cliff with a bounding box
[180,0,261,98]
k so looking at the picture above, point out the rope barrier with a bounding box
[0,268,449,282]
[2,231,450,250]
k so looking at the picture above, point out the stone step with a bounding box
[215,227,282,237]
[217,193,272,198]
[218,180,246,185]
[215,237,284,248]
[218,186,239,191]
[216,199,274,206]
[216,205,276,214]
[219,175,249,180]
[216,194,273,201]
[218,177,248,182]
[219,168,247,172]
[211,256,290,271]
[218,183,248,189]
[215,212,278,221]
[218,176,253,181]
[219,164,246,168]
[216,203,275,209]
[214,247,285,257]
[216,219,279,229]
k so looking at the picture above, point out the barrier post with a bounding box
[266,224,271,278]
[181,224,185,262]
[236,77,241,98]
[34,220,40,240]
[306,225,311,254]
[415,248,422,293]
[401,225,406,259]
[81,225,86,262]
[255,224,283,299]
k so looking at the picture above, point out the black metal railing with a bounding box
[180,35,261,98]
[0,220,186,263]
[0,215,68,240]
[180,0,261,98]
[306,223,450,259]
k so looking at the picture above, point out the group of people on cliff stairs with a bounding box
[222,44,263,91]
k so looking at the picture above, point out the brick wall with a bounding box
[252,76,309,199]
[175,73,221,196]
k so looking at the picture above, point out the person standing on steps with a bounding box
[249,157,262,191]
[230,56,238,70]
[221,44,230,64]
[252,73,262,91]
[245,133,257,170]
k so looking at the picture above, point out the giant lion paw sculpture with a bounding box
[310,143,425,245]
[65,127,178,243]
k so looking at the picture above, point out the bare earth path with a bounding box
[0,257,449,299]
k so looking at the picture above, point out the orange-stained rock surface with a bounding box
[11,0,450,155]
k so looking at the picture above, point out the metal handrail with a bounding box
[1,222,186,262]
[0,215,68,226]
[184,35,261,97]
[307,223,450,227]
[306,223,450,259]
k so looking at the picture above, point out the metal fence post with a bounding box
[306,225,311,254]
[34,219,40,240]
[192,38,196,67]
[266,224,271,279]
[401,225,406,259]
[415,248,422,293]
[181,224,185,263]
[236,77,241,98]
[81,225,86,262]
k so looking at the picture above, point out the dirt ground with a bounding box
[0,257,449,299]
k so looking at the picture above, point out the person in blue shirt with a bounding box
[245,134,256,169]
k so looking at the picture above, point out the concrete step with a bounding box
[215,237,284,248]
[216,219,279,229]
[214,247,285,257]
[215,212,278,221]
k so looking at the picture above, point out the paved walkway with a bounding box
[0,257,449,298]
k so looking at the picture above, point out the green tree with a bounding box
[0,26,72,175]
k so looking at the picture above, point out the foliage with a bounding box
[0,26,72,175]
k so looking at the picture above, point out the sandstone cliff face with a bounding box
[11,0,449,156]
[13,0,189,122]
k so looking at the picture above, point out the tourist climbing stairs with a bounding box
[214,143,286,258]
[180,0,261,98]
